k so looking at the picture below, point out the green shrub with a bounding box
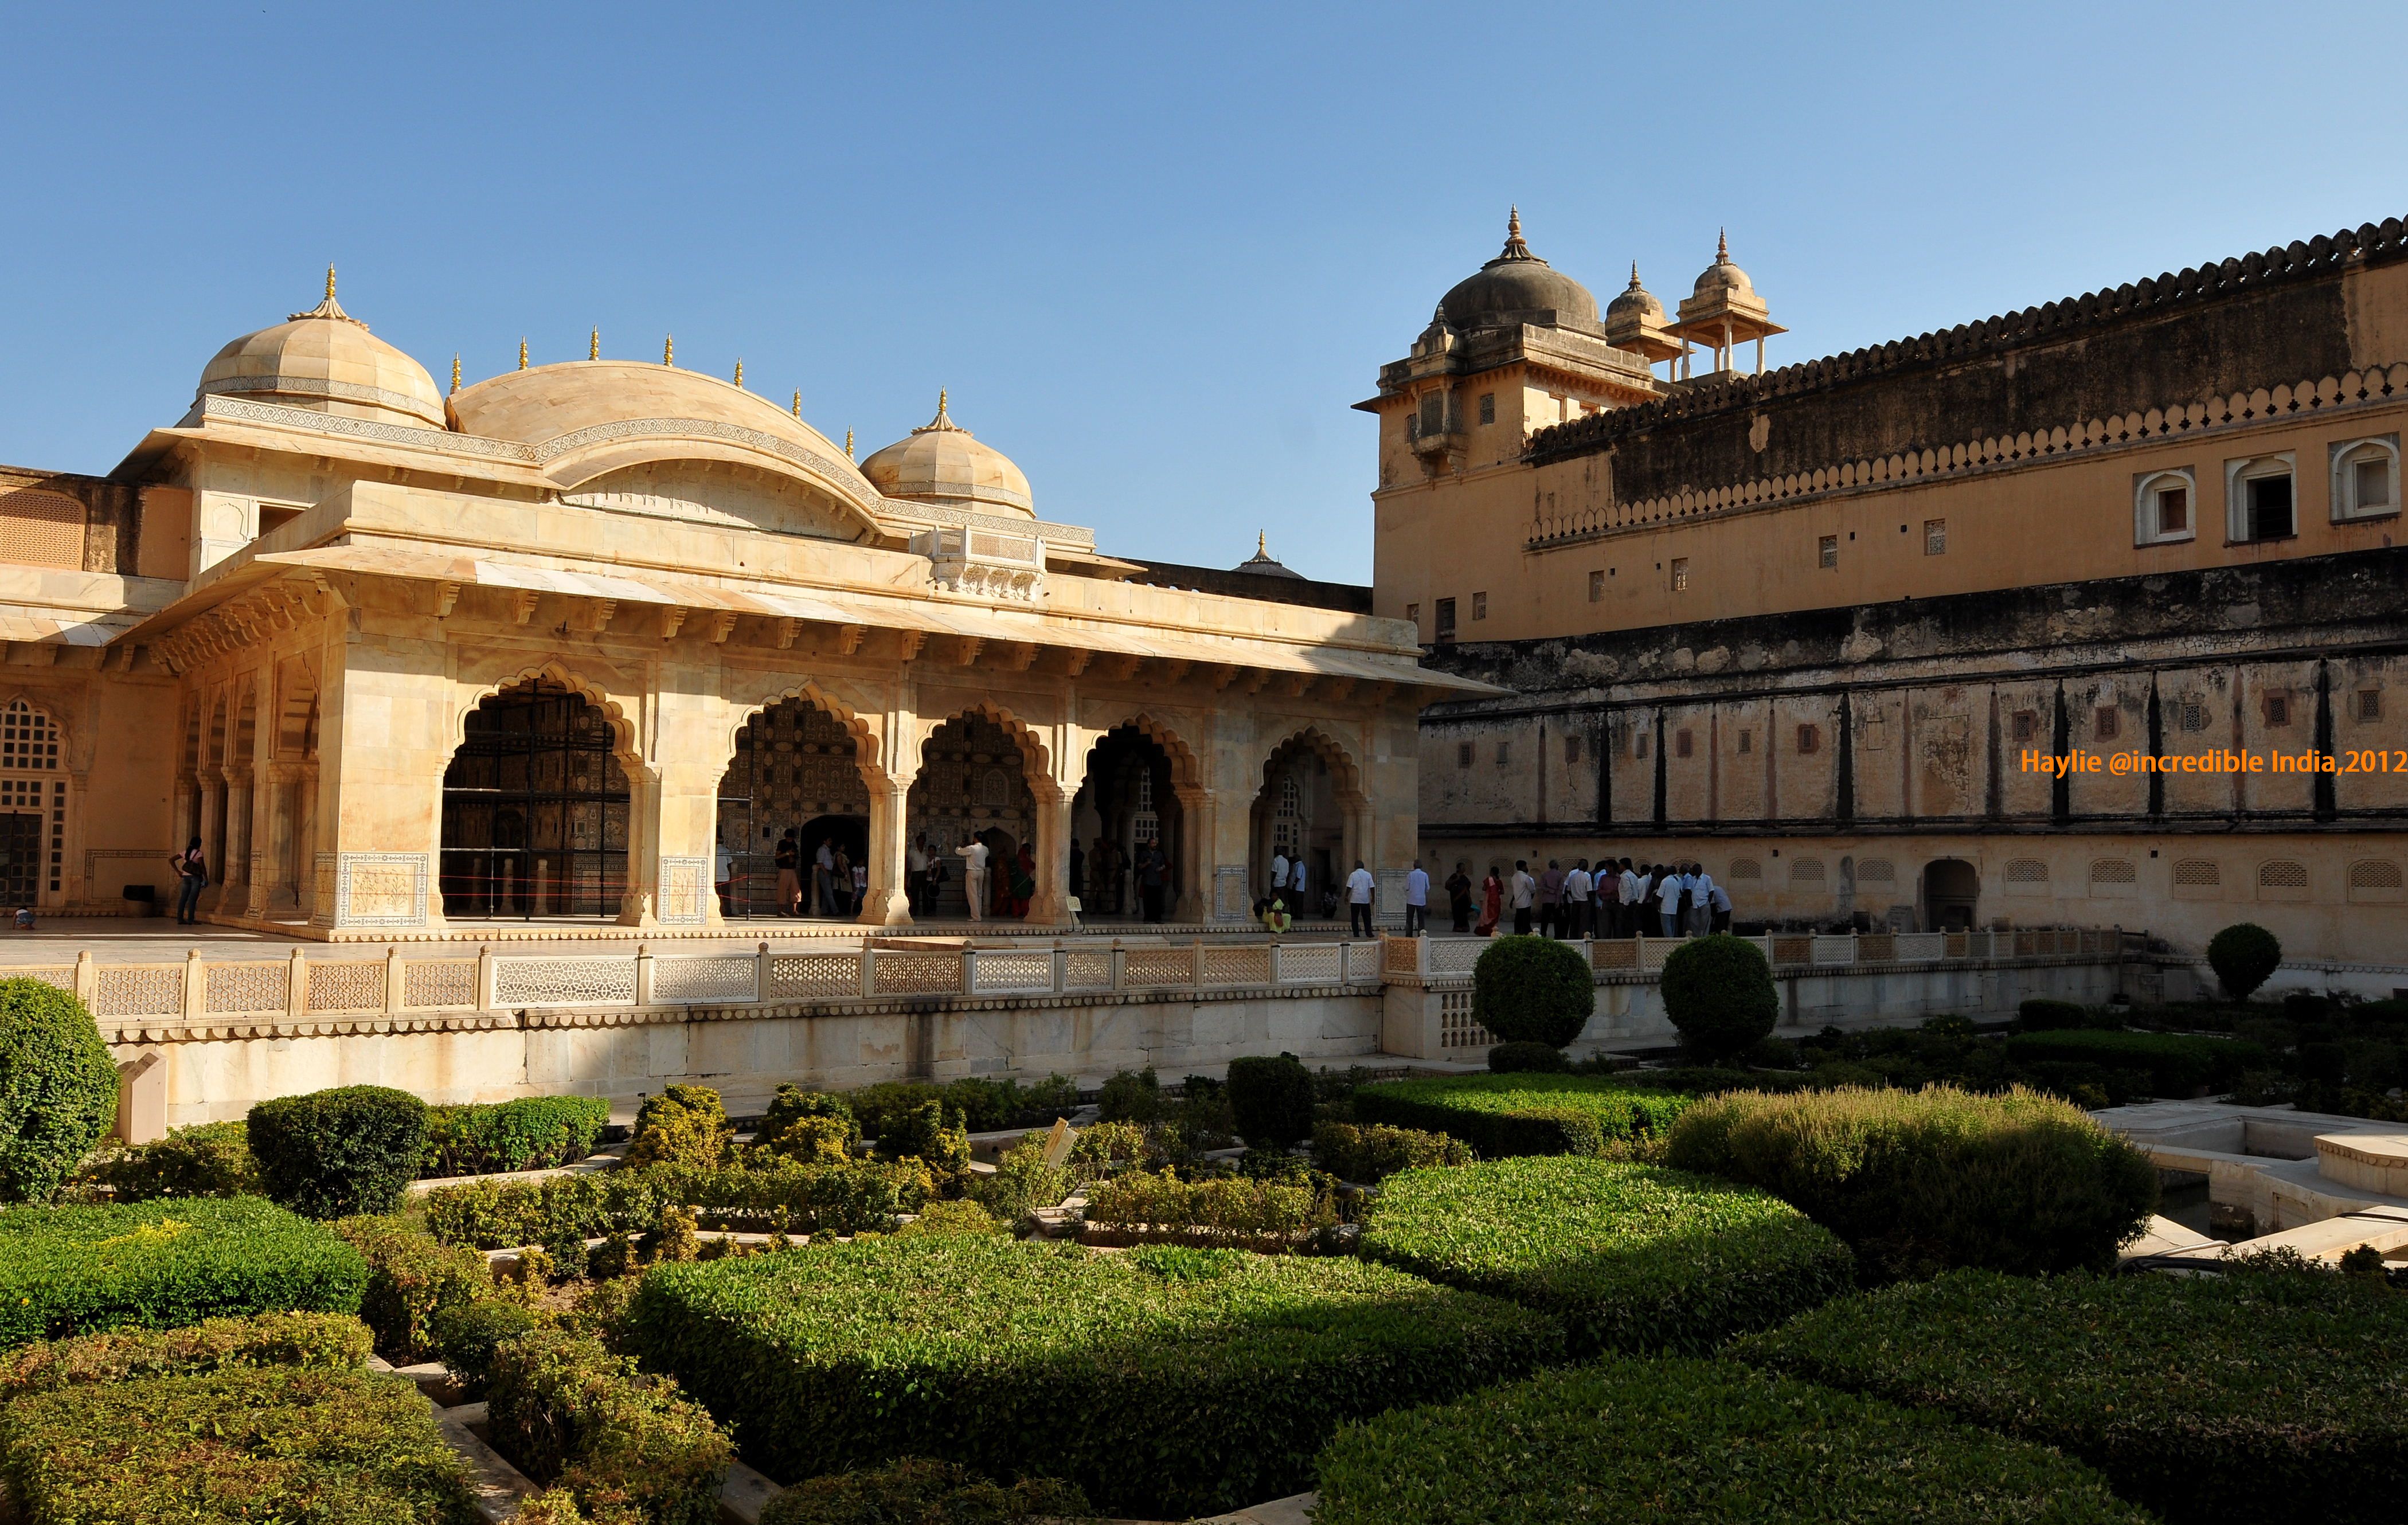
[2016,996,2102,1031]
[1227,1053,1318,1148]
[1311,1121,1473,1183]
[1066,1119,1146,1175]
[486,1330,733,1525]
[421,1158,931,1249]
[1487,1039,1569,1073]
[0,979,118,1203]
[2208,921,2284,1000]
[248,1084,429,1218]
[0,1197,367,1348]
[1313,1354,2144,1525]
[1082,1168,1338,1252]
[1360,1156,1852,1356]
[879,1098,972,1187]
[970,1135,1071,1221]
[0,1310,370,1402]
[422,1095,612,1178]
[1660,934,1780,1061]
[1664,1085,2158,1281]
[624,1085,731,1170]
[0,1364,476,1525]
[83,1119,259,1202]
[896,1199,1005,1237]
[1095,1066,1164,1123]
[849,1076,1080,1139]
[1471,936,1594,1048]
[1354,1073,1692,1158]
[1601,1063,1809,1094]
[2004,1028,2264,1096]
[1738,1264,2408,1525]
[329,1214,494,1361]
[628,1235,1560,1518]
[755,1085,859,1162]
[761,1458,1096,1525]
[432,1298,541,1393]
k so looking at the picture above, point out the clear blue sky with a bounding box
[6,3,2406,582]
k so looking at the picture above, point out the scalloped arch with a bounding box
[1258,723,1363,799]
[1084,711,1202,791]
[922,701,1054,789]
[454,663,642,767]
[720,681,886,782]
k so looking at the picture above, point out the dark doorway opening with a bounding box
[440,679,628,918]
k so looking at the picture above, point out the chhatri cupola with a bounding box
[1602,263,1682,366]
[858,392,1034,519]
[196,268,446,428]
[1668,230,1785,379]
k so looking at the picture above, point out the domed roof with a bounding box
[858,393,1033,518]
[1691,230,1756,299]
[1438,208,1599,332]
[1606,263,1664,322]
[196,269,444,428]
[1233,531,1303,580]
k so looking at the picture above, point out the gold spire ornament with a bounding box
[326,265,337,300]
[1258,530,1268,557]
[518,338,529,370]
[663,334,674,365]
[792,391,802,419]
[845,428,854,459]
[734,358,744,387]
[450,354,461,394]
[589,328,600,360]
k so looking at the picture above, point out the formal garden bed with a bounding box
[1352,1073,1692,1157]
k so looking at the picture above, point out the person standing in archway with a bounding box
[1287,857,1307,920]
[1403,859,1430,937]
[773,830,801,918]
[908,835,932,918]
[956,836,990,922]
[1345,859,1377,938]
[1509,861,1537,936]
[1476,864,1503,937]
[1446,861,1473,933]
[1139,839,1169,922]
[1010,842,1036,919]
[169,836,207,925]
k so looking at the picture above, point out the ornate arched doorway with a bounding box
[0,700,65,909]
[1249,731,1360,920]
[906,713,1036,919]
[440,679,630,919]
[716,698,870,918]
[1923,858,1980,932]
[1072,725,1184,922]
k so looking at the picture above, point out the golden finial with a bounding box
[449,354,461,394]
[589,328,600,360]
[1257,530,1268,557]
[326,264,337,300]
[518,338,529,370]
[1508,206,1520,239]
[845,428,854,459]
[663,334,674,366]
[1717,228,1729,262]
[791,390,802,419]
[733,358,744,387]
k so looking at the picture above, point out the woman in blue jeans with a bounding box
[169,836,207,924]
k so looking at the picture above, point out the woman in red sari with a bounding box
[1008,843,1037,918]
[1476,864,1504,937]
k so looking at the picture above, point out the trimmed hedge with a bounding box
[0,978,118,1203]
[423,1095,612,1178]
[628,1235,1561,1518]
[249,1084,429,1218]
[1487,1039,1569,1073]
[1311,1121,1473,1183]
[1354,1073,1692,1158]
[1738,1265,2408,1525]
[1664,1085,2157,1281]
[625,1084,732,1170]
[421,1159,932,1249]
[2003,1029,2264,1096]
[1228,1053,1318,1147]
[329,1214,495,1362]
[0,1197,368,1348]
[83,1119,259,1201]
[486,1330,732,1525]
[847,1074,1080,1137]
[1471,935,1594,1048]
[1313,1354,2146,1525]
[1659,934,1780,1061]
[1081,1168,1339,1252]
[0,1311,370,1402]
[0,1363,476,1525]
[1359,1156,1852,1356]
[761,1459,1096,1525]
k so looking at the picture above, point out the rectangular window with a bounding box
[1477,393,1496,425]
[1818,535,1838,569]
[2012,710,2040,744]
[1434,597,1456,644]
[1418,393,1444,436]
[2159,486,2188,533]
[1405,602,1419,624]
[2247,474,2294,540]
[1737,729,1753,754]
[1924,519,1946,555]
[1472,592,1487,621]
[1588,570,1604,602]
[2094,706,2119,740]
[1675,729,1694,758]
[2332,437,2399,521]
[2360,689,2383,722]
[257,505,304,539]
[1457,741,1473,768]
[2355,456,2390,510]
[1670,558,1690,592]
[2181,697,2209,732]
[1564,734,1582,764]
[1635,730,1649,758]
[2264,691,2291,727]
[1495,741,1511,766]
[1796,724,1820,754]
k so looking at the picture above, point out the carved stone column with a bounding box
[1173,784,1209,922]
[256,762,304,915]
[1029,784,1072,928]
[220,777,255,917]
[197,770,225,913]
[861,779,913,926]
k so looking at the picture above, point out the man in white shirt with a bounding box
[1403,859,1430,936]
[1288,858,1308,917]
[1709,879,1734,933]
[1687,866,1716,936]
[1658,865,1684,937]
[1271,851,1289,893]
[956,838,990,922]
[1562,860,1592,939]
[1617,860,1643,939]
[1345,859,1377,938]
[713,841,736,918]
[906,837,931,918]
[1508,859,1537,936]
[814,839,838,918]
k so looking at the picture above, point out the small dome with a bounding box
[1233,531,1303,580]
[858,392,1033,518]
[1438,208,1598,332]
[1606,263,1664,322]
[1691,230,1756,299]
[196,269,444,428]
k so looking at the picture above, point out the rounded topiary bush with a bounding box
[1487,1041,1569,1075]
[248,1085,428,1219]
[1226,1054,1316,1148]
[1659,934,1778,1062]
[2207,922,2282,1002]
[0,978,119,1203]
[1471,936,1594,1050]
